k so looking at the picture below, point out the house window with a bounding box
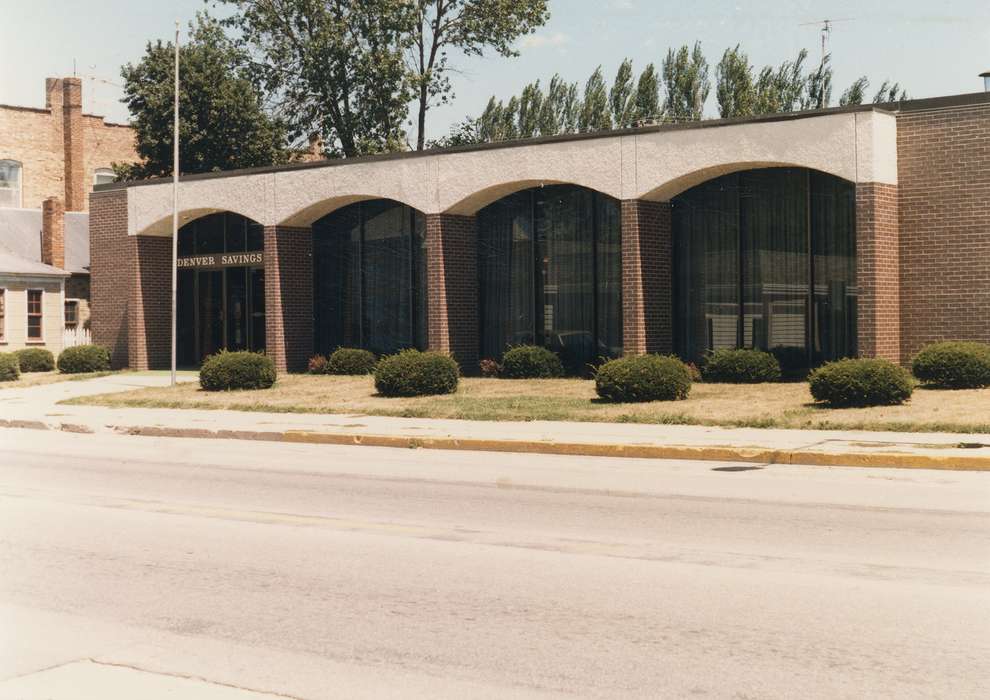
[0,160,22,208]
[0,289,5,340]
[65,300,79,329]
[27,289,43,341]
[94,168,115,186]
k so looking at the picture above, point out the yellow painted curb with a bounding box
[281,430,990,471]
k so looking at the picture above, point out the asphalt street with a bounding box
[0,428,987,698]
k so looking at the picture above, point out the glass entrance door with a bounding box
[176,265,265,366]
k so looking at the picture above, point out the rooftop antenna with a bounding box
[799,18,855,70]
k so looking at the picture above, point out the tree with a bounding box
[217,0,413,158]
[840,76,869,106]
[802,54,833,110]
[753,49,807,115]
[716,45,754,118]
[609,59,636,128]
[117,15,286,179]
[873,80,907,103]
[518,80,544,138]
[579,66,611,132]
[632,63,660,124]
[662,42,710,121]
[406,0,550,150]
[427,116,483,148]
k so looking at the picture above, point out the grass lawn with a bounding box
[1,370,116,389]
[63,373,990,433]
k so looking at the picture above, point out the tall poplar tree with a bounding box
[662,42,710,121]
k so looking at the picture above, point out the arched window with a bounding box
[93,168,116,186]
[477,185,622,374]
[672,168,857,370]
[0,160,22,208]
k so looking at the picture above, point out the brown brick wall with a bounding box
[61,78,85,211]
[896,104,990,359]
[89,190,131,367]
[424,213,478,373]
[0,78,137,210]
[855,183,901,363]
[621,200,671,355]
[264,226,313,373]
[128,236,172,370]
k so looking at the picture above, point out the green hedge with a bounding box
[57,344,111,374]
[199,351,276,391]
[326,347,377,375]
[15,347,55,372]
[374,349,459,397]
[701,348,781,383]
[809,358,913,407]
[0,352,19,382]
[500,345,564,379]
[911,341,990,389]
[594,354,692,403]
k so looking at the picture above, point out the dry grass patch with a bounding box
[1,370,115,389]
[63,374,990,433]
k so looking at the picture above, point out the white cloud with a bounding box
[607,0,635,9]
[519,31,570,50]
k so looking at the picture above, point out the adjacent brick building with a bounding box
[90,90,989,373]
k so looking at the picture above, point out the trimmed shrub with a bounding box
[374,349,459,397]
[911,341,990,389]
[57,344,111,374]
[595,354,692,403]
[685,361,702,383]
[702,348,781,383]
[326,347,377,375]
[307,355,328,374]
[478,358,501,377]
[500,345,564,379]
[0,352,20,382]
[15,347,55,372]
[809,358,913,407]
[199,351,276,391]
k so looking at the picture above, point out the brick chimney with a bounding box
[61,77,85,211]
[42,197,66,270]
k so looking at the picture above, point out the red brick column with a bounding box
[264,225,313,373]
[41,197,65,269]
[90,190,132,368]
[855,183,900,363]
[128,236,172,370]
[621,200,671,355]
[425,213,478,373]
[61,77,85,212]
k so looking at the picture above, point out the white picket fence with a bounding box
[62,326,92,349]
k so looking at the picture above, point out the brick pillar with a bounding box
[41,197,65,269]
[90,190,131,368]
[621,200,672,355]
[855,183,900,363]
[128,236,172,370]
[62,77,85,211]
[425,213,478,373]
[265,225,313,373]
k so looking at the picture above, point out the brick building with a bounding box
[90,90,989,374]
[0,78,138,354]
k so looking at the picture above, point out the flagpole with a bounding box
[170,20,179,386]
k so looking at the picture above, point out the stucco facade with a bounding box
[91,92,990,372]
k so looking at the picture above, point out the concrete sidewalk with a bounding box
[2,373,989,470]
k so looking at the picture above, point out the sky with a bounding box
[2,0,988,143]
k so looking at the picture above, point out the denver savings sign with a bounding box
[177,252,264,269]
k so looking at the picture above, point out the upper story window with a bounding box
[93,168,116,186]
[0,160,22,209]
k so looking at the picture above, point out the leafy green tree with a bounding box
[753,49,807,115]
[802,54,833,110]
[117,14,286,179]
[518,80,544,137]
[427,116,483,148]
[579,67,611,132]
[662,42,710,121]
[632,63,660,124]
[715,45,754,118]
[840,76,869,106]
[406,0,550,150]
[609,59,636,128]
[873,80,907,103]
[217,0,413,158]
